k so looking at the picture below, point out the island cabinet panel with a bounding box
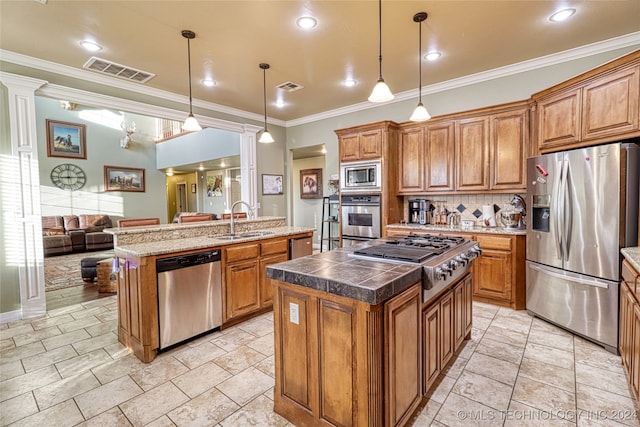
[455,116,490,191]
[581,66,639,142]
[116,256,159,363]
[620,259,640,403]
[422,303,441,393]
[398,126,425,193]
[384,285,422,427]
[225,259,260,320]
[439,290,455,368]
[425,121,455,193]
[491,108,528,190]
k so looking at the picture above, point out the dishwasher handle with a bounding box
[156,250,221,273]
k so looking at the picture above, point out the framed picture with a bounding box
[262,174,283,195]
[300,168,323,199]
[104,166,145,192]
[206,174,223,197]
[46,119,87,159]
[191,183,197,193]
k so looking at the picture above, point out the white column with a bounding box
[0,72,47,320]
[240,124,261,213]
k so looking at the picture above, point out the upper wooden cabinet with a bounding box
[533,50,640,153]
[336,126,383,162]
[397,102,529,195]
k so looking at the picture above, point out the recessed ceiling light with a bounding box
[275,99,285,108]
[80,40,102,52]
[296,16,317,30]
[549,8,576,22]
[202,79,216,87]
[425,51,441,61]
[343,79,357,87]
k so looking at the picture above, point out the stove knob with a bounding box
[440,263,452,277]
[435,267,447,280]
[449,259,459,270]
[470,246,483,257]
[455,255,468,266]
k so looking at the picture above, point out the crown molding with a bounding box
[3,31,639,129]
[286,31,640,127]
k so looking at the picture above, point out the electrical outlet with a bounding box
[289,302,299,325]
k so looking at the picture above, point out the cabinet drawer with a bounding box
[261,238,289,256]
[475,235,512,251]
[225,243,260,263]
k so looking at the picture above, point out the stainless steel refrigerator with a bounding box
[526,142,639,353]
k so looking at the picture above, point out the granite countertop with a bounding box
[114,226,315,257]
[621,247,640,272]
[387,223,527,236]
[266,244,423,306]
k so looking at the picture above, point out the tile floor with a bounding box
[0,297,638,426]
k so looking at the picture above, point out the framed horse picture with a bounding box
[104,166,145,192]
[46,119,87,159]
[300,168,322,199]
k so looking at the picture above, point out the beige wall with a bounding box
[292,156,326,246]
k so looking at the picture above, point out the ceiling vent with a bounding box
[83,57,155,83]
[276,81,304,92]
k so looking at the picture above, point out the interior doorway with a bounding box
[176,182,188,213]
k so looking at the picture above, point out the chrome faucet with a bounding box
[229,200,254,236]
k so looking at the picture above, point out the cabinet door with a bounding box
[491,108,528,190]
[473,248,512,303]
[398,126,424,193]
[632,303,640,400]
[225,259,260,321]
[620,282,634,371]
[582,67,640,141]
[439,290,454,368]
[537,89,581,150]
[339,133,361,162]
[359,129,383,159]
[456,117,490,191]
[260,253,289,306]
[385,285,422,427]
[423,303,440,393]
[453,280,465,351]
[464,275,473,337]
[425,121,455,192]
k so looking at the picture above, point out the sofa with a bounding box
[42,214,114,257]
[172,212,217,223]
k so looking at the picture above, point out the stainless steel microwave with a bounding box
[340,160,381,192]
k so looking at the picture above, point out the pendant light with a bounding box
[410,12,431,122]
[368,0,394,103]
[258,63,274,143]
[181,30,202,132]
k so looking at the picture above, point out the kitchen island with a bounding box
[266,241,474,427]
[106,217,314,363]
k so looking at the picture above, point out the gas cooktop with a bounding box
[354,233,466,263]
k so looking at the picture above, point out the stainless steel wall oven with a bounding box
[340,193,381,247]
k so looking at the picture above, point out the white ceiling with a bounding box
[1,1,639,123]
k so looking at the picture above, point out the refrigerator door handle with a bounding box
[528,263,610,289]
[564,161,573,260]
[553,159,566,260]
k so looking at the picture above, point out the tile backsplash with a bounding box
[404,194,525,225]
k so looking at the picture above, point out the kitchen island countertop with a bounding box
[622,247,640,272]
[388,222,526,236]
[113,225,315,257]
[266,244,422,305]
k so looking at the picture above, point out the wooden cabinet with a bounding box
[533,51,640,153]
[397,101,529,195]
[456,116,490,191]
[224,237,292,323]
[620,259,640,403]
[425,120,456,193]
[385,285,422,427]
[398,126,424,192]
[473,234,525,309]
[422,303,440,392]
[337,128,382,162]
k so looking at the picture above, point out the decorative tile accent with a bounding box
[493,204,501,213]
[473,209,483,218]
[456,204,466,213]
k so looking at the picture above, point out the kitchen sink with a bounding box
[214,231,274,240]
[214,235,237,240]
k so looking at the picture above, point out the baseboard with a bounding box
[0,309,22,324]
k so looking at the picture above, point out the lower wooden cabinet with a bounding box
[620,259,640,403]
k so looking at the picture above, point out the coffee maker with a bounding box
[408,199,430,224]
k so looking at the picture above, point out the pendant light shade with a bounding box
[410,12,431,122]
[368,0,394,103]
[258,63,274,143]
[181,30,202,132]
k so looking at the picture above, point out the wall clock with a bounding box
[50,163,87,190]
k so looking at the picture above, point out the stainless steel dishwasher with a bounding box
[156,249,222,349]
